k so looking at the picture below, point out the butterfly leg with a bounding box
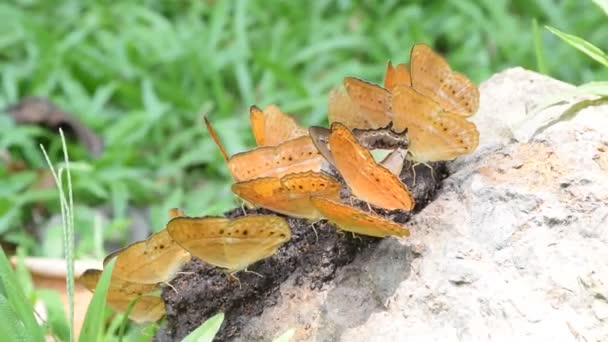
[335,226,346,237]
[309,221,319,243]
[410,161,435,185]
[243,268,264,278]
[240,201,249,216]
[421,162,435,181]
[365,201,377,215]
[163,281,179,294]
[229,272,242,289]
[411,163,418,186]
[176,271,195,276]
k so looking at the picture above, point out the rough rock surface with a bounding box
[234,68,608,341]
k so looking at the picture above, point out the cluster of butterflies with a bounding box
[79,44,480,324]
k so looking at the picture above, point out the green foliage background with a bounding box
[1,0,606,259]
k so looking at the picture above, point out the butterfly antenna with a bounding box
[204,116,230,163]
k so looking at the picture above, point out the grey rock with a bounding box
[237,68,608,341]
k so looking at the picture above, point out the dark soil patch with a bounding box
[155,161,447,341]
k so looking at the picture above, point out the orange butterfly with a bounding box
[328,77,392,130]
[232,171,341,219]
[408,43,479,116]
[104,208,191,284]
[384,61,411,89]
[311,197,410,237]
[309,124,409,176]
[249,105,308,146]
[329,44,479,154]
[205,117,324,182]
[391,85,479,162]
[324,122,414,211]
[167,215,291,273]
[385,44,479,116]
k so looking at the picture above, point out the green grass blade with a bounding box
[273,328,295,342]
[40,128,76,341]
[117,296,144,342]
[532,18,548,74]
[78,259,116,342]
[182,312,224,342]
[546,25,608,67]
[0,293,28,342]
[61,129,76,342]
[0,248,44,342]
[36,289,70,341]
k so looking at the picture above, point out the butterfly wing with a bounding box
[103,229,191,284]
[79,269,164,323]
[229,136,323,181]
[329,123,414,211]
[392,86,479,162]
[167,215,291,272]
[311,197,410,237]
[409,44,479,116]
[220,216,292,272]
[384,61,411,90]
[106,296,165,324]
[328,78,392,130]
[232,172,340,219]
[103,209,191,284]
[249,105,308,146]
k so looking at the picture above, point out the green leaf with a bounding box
[578,81,608,96]
[78,260,116,342]
[546,25,608,67]
[0,248,45,342]
[592,0,608,16]
[182,312,224,342]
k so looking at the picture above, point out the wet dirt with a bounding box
[155,161,447,341]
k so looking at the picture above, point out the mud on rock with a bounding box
[155,161,447,341]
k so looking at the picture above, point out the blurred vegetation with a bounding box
[0,0,607,260]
